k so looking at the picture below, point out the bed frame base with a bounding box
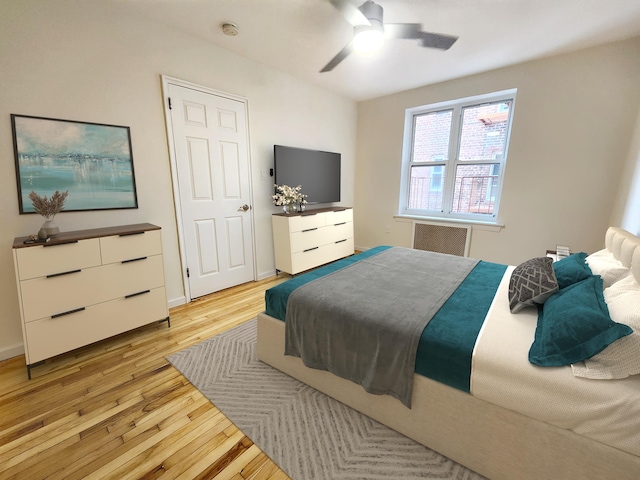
[257,312,640,480]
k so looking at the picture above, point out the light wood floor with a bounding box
[0,275,291,480]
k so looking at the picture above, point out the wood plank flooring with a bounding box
[0,275,291,480]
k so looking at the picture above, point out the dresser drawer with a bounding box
[289,222,353,253]
[289,240,352,274]
[291,245,328,274]
[98,255,166,300]
[288,212,326,233]
[325,221,353,242]
[20,267,103,322]
[100,229,162,264]
[15,239,101,280]
[290,227,331,253]
[19,254,166,322]
[324,237,355,261]
[325,208,352,225]
[24,287,168,364]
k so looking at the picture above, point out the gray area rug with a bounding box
[167,319,485,480]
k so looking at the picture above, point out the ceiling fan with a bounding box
[321,0,458,72]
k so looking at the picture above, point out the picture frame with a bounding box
[11,114,139,214]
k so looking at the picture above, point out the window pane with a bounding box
[451,164,499,215]
[412,110,452,162]
[408,165,445,210]
[458,101,511,161]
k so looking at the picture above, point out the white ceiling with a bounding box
[117,0,640,101]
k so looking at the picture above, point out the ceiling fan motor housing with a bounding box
[359,1,384,29]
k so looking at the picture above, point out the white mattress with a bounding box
[471,266,640,457]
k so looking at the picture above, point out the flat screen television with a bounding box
[274,145,341,204]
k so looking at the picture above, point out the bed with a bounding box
[256,227,640,480]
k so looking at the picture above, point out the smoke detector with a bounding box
[221,23,239,36]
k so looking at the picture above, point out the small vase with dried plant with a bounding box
[29,190,69,237]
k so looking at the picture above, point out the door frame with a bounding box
[161,75,257,303]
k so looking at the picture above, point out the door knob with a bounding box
[238,204,250,212]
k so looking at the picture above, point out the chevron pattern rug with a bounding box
[167,319,484,480]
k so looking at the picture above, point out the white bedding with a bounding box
[472,266,640,457]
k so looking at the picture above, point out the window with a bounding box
[399,89,516,222]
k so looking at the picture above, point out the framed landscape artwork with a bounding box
[12,114,138,214]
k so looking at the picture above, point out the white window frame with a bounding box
[398,89,517,224]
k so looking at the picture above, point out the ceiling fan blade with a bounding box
[385,23,422,40]
[420,32,459,50]
[329,0,371,26]
[320,42,354,72]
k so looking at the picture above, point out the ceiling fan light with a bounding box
[353,28,385,54]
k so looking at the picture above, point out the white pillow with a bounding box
[571,274,640,379]
[585,249,630,288]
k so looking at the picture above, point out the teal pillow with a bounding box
[529,276,632,367]
[552,252,592,289]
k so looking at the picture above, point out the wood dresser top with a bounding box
[272,206,352,218]
[13,223,161,249]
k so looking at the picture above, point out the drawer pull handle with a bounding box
[125,289,151,299]
[301,212,317,216]
[122,256,148,264]
[303,247,319,253]
[52,307,86,319]
[334,222,346,226]
[119,231,145,237]
[44,240,78,247]
[335,239,347,244]
[302,228,318,233]
[46,269,81,279]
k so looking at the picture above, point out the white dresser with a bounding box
[272,207,354,275]
[12,223,169,378]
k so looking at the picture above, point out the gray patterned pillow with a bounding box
[509,257,559,313]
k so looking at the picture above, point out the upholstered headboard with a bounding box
[604,227,640,282]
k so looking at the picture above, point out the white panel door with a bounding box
[168,83,254,298]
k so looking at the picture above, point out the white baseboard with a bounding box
[168,296,187,309]
[0,343,25,362]
[258,270,277,281]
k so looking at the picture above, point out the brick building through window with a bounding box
[400,89,516,222]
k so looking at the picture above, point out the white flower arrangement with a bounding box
[272,184,308,206]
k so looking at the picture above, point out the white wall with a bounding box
[612,105,640,236]
[0,0,357,359]
[355,37,640,265]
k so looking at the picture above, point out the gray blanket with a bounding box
[284,247,479,408]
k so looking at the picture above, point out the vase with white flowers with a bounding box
[272,184,307,214]
[28,190,69,238]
